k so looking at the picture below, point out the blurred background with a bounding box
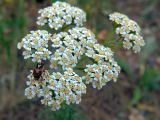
[0,0,160,120]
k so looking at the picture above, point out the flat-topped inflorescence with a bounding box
[84,44,120,89]
[17,30,51,63]
[50,27,98,70]
[37,1,86,30]
[18,1,144,111]
[25,68,86,111]
[109,12,145,53]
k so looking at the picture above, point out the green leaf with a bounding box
[132,86,141,104]
[139,67,160,90]
[116,58,133,76]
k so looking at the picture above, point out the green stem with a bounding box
[68,105,73,120]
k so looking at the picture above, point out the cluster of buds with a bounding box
[18,1,144,111]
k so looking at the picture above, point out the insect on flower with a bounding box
[33,62,45,80]
[18,1,144,111]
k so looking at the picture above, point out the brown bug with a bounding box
[33,62,45,80]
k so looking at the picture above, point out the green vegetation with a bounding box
[38,104,87,120]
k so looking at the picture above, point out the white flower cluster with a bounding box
[25,69,86,111]
[49,27,120,89]
[21,27,120,110]
[25,70,51,100]
[84,44,120,89]
[68,27,97,49]
[16,2,143,112]
[17,30,51,63]
[37,1,86,30]
[109,12,145,53]
[50,31,85,70]
[50,27,97,70]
